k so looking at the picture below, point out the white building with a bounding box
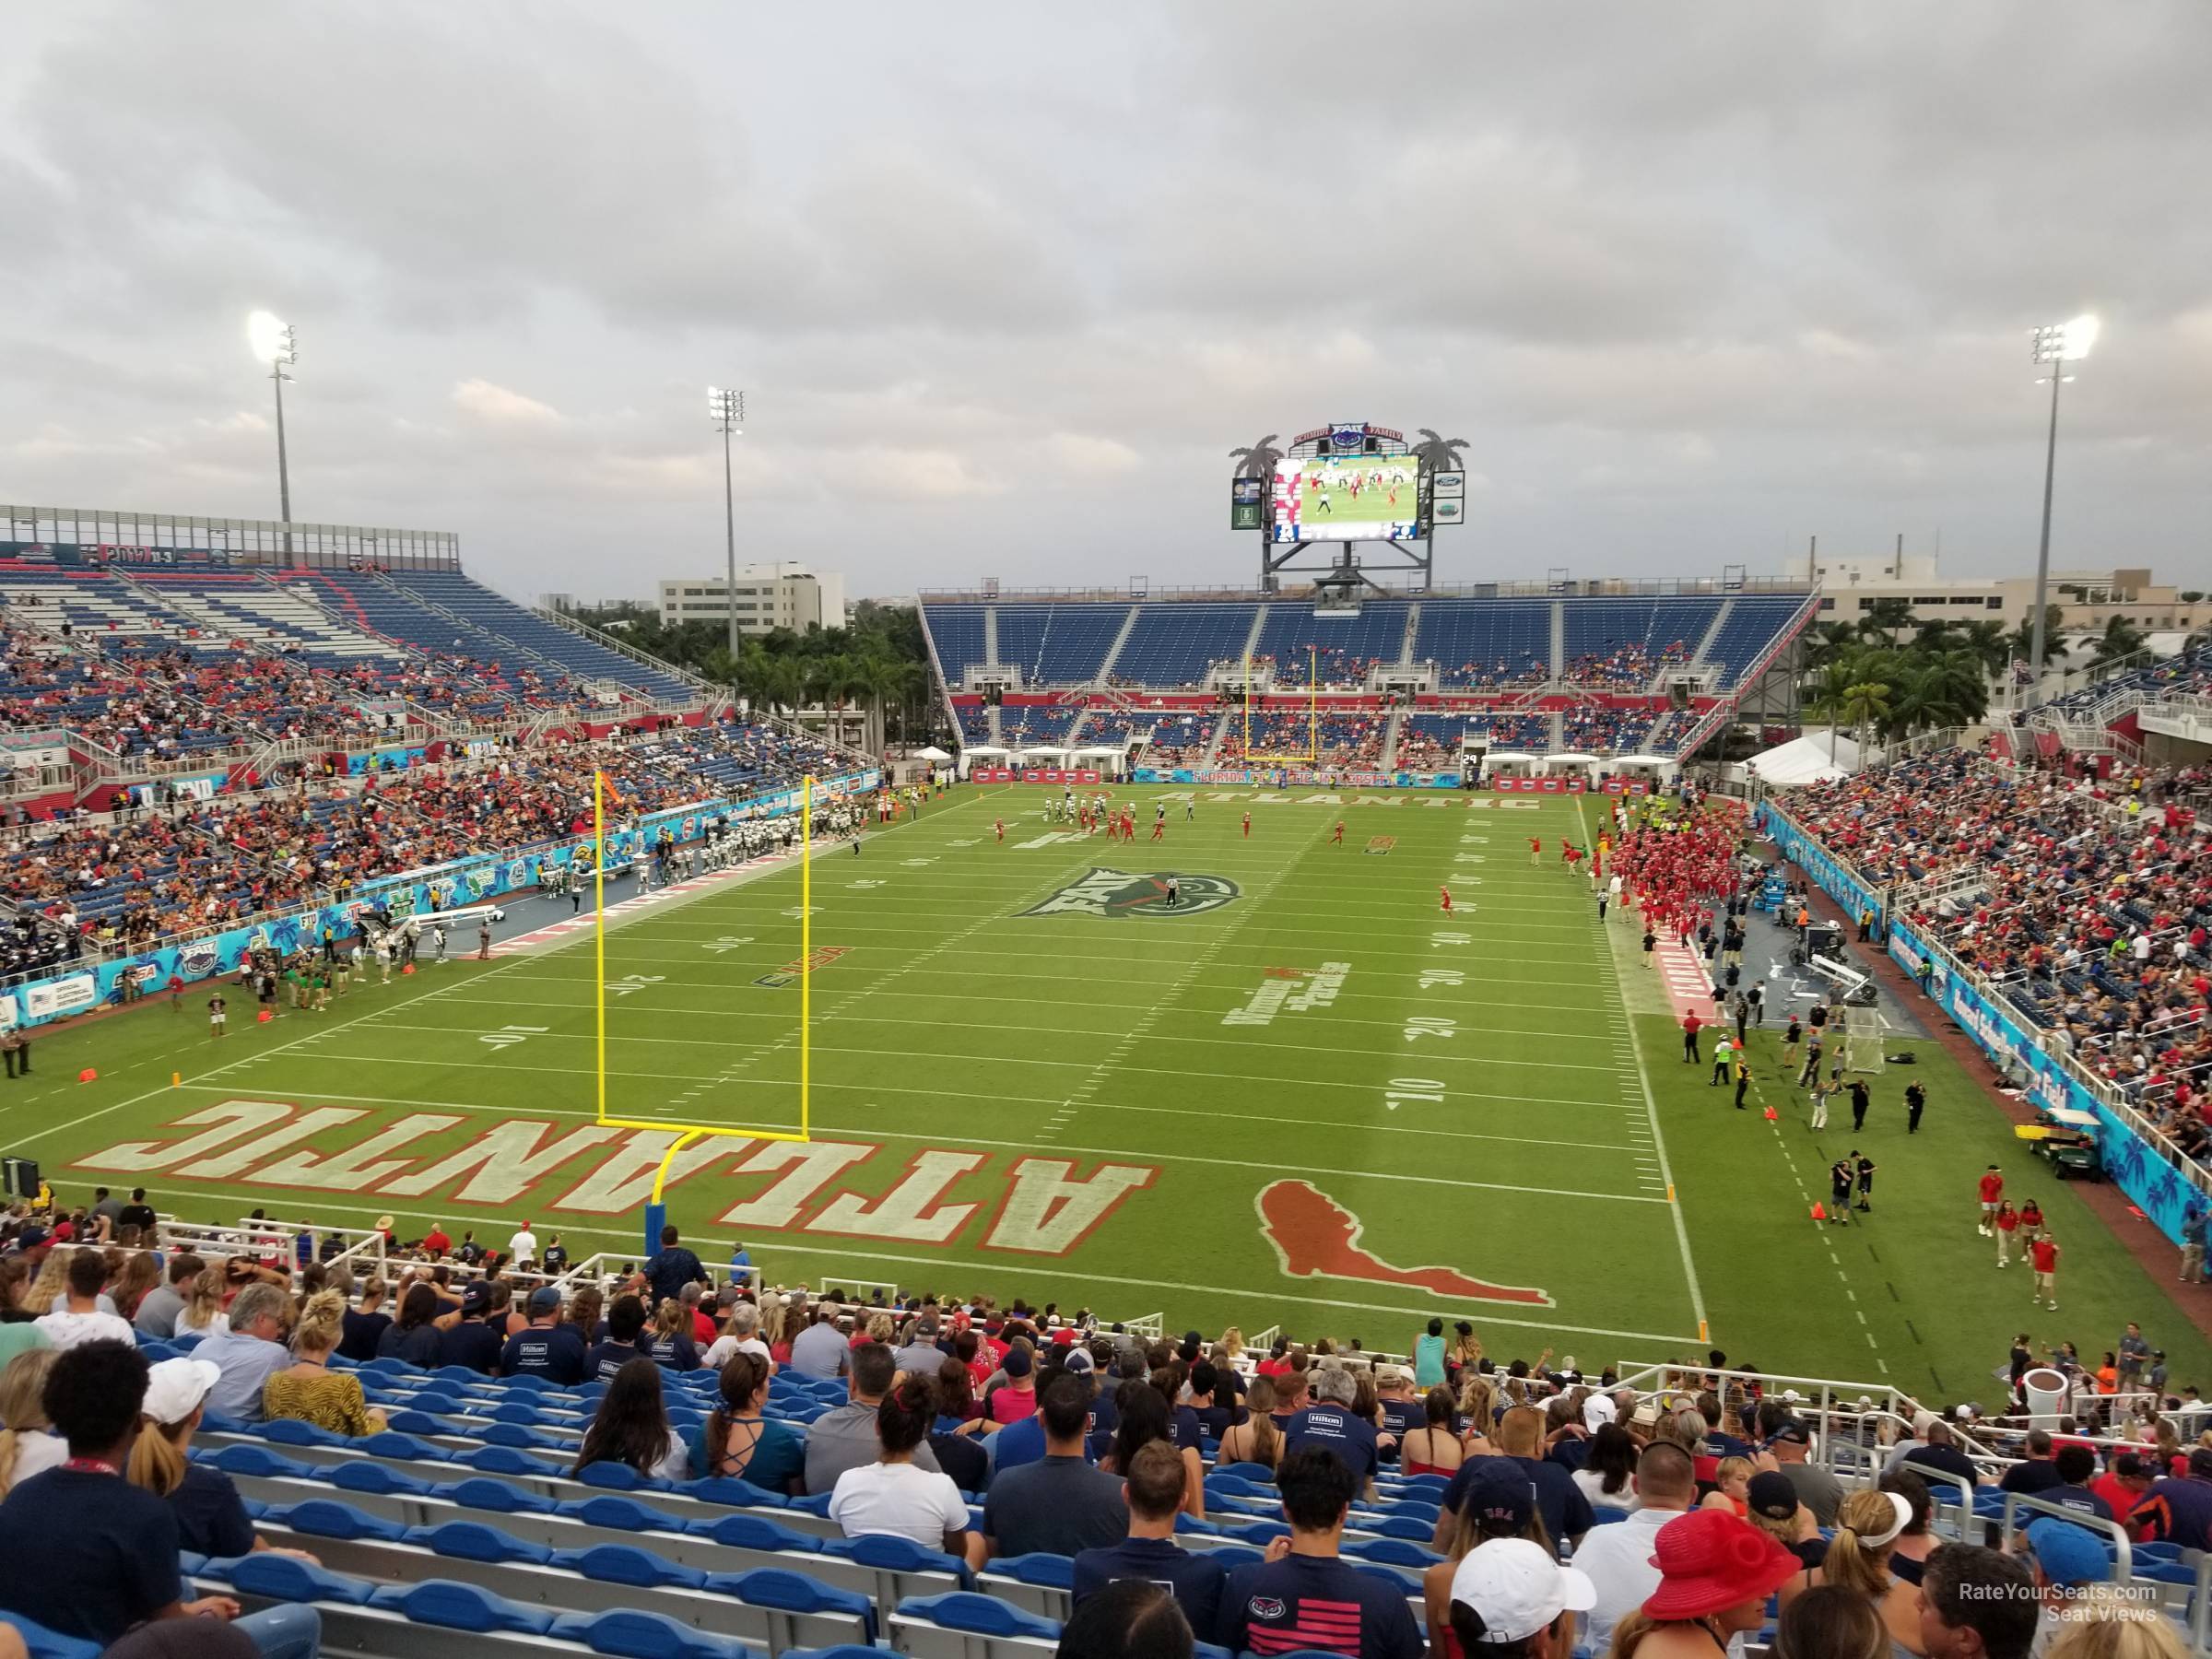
[1785,553,2206,636]
[657,563,847,636]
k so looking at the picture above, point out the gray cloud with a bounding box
[0,0,2206,602]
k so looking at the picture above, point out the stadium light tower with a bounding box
[2024,313,2099,705]
[707,387,746,658]
[247,311,298,564]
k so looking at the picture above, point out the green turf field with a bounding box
[6,783,2206,1401]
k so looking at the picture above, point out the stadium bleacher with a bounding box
[6,1206,2206,1659]
[1247,603,1410,688]
[1411,600,1555,689]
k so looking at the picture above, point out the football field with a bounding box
[9,783,2208,1397]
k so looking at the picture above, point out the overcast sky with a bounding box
[3,2,2207,604]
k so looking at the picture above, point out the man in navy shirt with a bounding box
[1174,1360,1242,1452]
[0,1341,245,1642]
[1074,1441,1229,1633]
[2043,1443,2114,1522]
[441,1281,506,1374]
[1435,1406,1594,1557]
[2133,1447,2212,1550]
[501,1286,587,1383]
[585,1293,653,1382]
[1285,1367,1381,1498]
[1216,1446,1424,1659]
[644,1223,708,1309]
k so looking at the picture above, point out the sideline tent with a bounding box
[1738,732,1858,786]
[914,745,952,762]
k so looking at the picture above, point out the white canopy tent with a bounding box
[1614,754,1682,784]
[1732,732,1859,787]
[1540,753,1603,776]
[1481,750,1542,777]
[913,745,953,762]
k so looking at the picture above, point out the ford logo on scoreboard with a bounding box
[1329,424,1367,453]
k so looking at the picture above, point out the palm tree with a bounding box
[2088,615,2148,673]
[2006,605,2068,665]
[854,654,918,753]
[1410,429,1471,477]
[1888,651,1986,736]
[1839,677,1893,764]
[1806,662,1856,764]
[1910,618,1958,653]
[1229,435,1285,479]
[1857,598,1915,647]
[1805,621,1860,671]
[1959,620,2011,678]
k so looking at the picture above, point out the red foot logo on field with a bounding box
[1255,1180,1551,1306]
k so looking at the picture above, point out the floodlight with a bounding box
[2030,313,2099,365]
[2022,312,2101,705]
[247,310,295,364]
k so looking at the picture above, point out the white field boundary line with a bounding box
[1578,794,1711,1340]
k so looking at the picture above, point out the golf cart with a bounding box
[2016,1108,2102,1181]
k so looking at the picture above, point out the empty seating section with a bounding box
[997,706,1079,746]
[1705,596,1806,687]
[0,563,181,637]
[131,571,401,664]
[979,605,1129,688]
[390,571,694,699]
[1559,599,1718,688]
[1110,606,1253,688]
[1248,603,1409,688]
[1413,601,1554,688]
[922,605,990,681]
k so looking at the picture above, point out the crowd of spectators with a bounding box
[1564,637,1693,692]
[0,718,846,957]
[1786,753,2211,1134]
[3,1192,2206,1659]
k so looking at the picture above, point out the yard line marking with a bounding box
[1581,793,1710,1340]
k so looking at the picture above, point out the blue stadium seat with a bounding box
[221,1552,382,1606]
[333,1460,440,1496]
[691,1512,822,1553]
[820,1533,966,1577]
[459,1445,553,1477]
[437,1477,559,1514]
[205,1443,319,1480]
[368,1579,561,1635]
[895,1591,1060,1642]
[682,1477,790,1511]
[557,1542,709,1590]
[709,1568,876,1639]
[548,1608,760,1659]
[267,1499,413,1543]
[985,1553,1075,1589]
[556,1495,688,1534]
[0,1612,101,1659]
[359,1430,455,1462]
[405,1520,558,1566]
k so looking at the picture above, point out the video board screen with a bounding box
[1269,454,1419,543]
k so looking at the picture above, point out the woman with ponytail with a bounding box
[687,1350,804,1491]
[1775,1487,1926,1656]
[265,1290,383,1436]
[127,1357,311,1562]
[827,1372,977,1564]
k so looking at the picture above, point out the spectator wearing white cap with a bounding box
[126,1358,315,1563]
[1445,1536,1594,1659]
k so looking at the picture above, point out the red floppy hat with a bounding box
[1641,1509,1802,1622]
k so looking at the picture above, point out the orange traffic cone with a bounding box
[402,963,417,976]
[257,1009,274,1023]
[1810,1202,1827,1222]
[76,1067,97,1083]
[1763,1106,1778,1121]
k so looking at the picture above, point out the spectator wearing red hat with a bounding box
[1609,1508,1799,1659]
